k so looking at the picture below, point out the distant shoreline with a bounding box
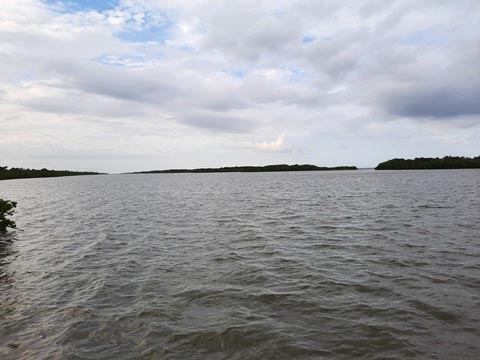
[130,164,358,174]
[3,156,479,181]
[0,166,102,181]
[375,156,480,170]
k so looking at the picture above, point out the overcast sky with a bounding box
[1,0,479,172]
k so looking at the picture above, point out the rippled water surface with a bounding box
[1,170,479,359]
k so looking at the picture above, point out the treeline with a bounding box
[134,164,357,174]
[0,166,100,180]
[375,156,480,170]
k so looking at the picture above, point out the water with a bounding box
[0,170,479,359]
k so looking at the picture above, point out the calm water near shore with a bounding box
[0,170,479,359]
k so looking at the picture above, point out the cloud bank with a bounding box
[1,0,479,172]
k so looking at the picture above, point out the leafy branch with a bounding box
[0,199,17,233]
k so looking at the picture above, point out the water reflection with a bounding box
[0,233,15,284]
[0,233,18,357]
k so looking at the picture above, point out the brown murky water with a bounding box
[1,170,479,359]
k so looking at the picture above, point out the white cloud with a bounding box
[253,133,286,152]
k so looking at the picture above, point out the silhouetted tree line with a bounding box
[0,166,100,180]
[134,164,357,174]
[375,156,480,170]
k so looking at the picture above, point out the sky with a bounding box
[1,0,479,173]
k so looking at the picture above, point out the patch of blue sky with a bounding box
[222,69,247,79]
[91,54,146,68]
[43,0,119,13]
[117,24,172,43]
[115,10,175,44]
[302,35,316,43]
[283,66,306,84]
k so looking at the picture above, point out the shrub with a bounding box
[0,199,17,233]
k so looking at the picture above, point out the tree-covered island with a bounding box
[0,166,101,181]
[132,164,357,174]
[375,156,480,170]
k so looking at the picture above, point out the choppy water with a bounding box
[0,170,479,359]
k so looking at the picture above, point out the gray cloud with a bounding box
[376,39,480,120]
[180,112,256,133]
[20,93,152,118]
[199,2,302,62]
[385,85,480,119]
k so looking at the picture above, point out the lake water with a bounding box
[0,170,479,359]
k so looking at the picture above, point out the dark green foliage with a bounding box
[0,199,16,233]
[134,164,358,174]
[0,166,100,181]
[375,156,480,170]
